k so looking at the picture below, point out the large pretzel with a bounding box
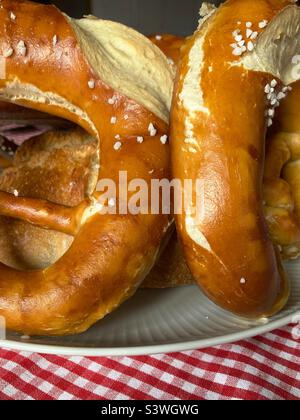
[171,0,300,318]
[147,29,300,290]
[0,0,174,336]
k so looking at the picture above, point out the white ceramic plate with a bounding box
[0,260,299,356]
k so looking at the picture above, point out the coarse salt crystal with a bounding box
[277,92,286,100]
[148,123,157,137]
[113,141,122,150]
[232,47,243,56]
[3,47,13,57]
[88,79,95,89]
[108,95,117,105]
[250,31,258,40]
[246,29,253,38]
[259,20,268,29]
[17,40,27,56]
[232,29,241,37]
[234,34,243,42]
[270,79,278,88]
[160,135,168,145]
[264,84,271,94]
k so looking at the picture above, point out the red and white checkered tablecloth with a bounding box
[0,324,299,400]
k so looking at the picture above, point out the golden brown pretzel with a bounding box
[147,26,300,290]
[171,0,300,318]
[148,30,300,290]
[0,0,174,336]
[264,80,300,260]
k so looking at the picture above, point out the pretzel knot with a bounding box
[0,0,173,336]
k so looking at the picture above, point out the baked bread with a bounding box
[145,29,300,291]
[0,0,174,336]
[171,0,300,317]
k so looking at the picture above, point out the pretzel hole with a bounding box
[0,103,99,270]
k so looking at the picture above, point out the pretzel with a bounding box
[147,27,300,290]
[0,0,174,336]
[264,80,300,260]
[171,0,300,318]
[148,31,300,289]
[147,30,300,288]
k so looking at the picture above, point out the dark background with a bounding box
[38,0,90,18]
[37,0,223,35]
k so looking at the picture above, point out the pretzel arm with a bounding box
[171,0,300,318]
[0,191,90,235]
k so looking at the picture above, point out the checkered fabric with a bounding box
[0,324,299,400]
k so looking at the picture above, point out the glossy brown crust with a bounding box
[149,26,300,288]
[264,81,300,260]
[149,34,185,67]
[0,0,170,335]
[171,0,292,318]
[147,30,300,287]
[0,191,89,235]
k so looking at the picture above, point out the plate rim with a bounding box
[0,310,298,357]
